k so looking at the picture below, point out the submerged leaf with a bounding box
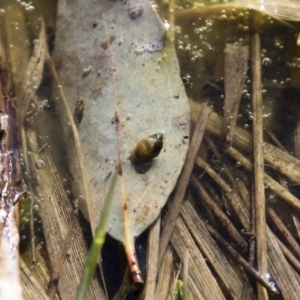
[53,0,189,269]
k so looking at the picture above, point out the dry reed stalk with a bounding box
[251,30,268,300]
[267,207,300,259]
[171,215,226,300]
[20,259,52,300]
[25,128,105,300]
[154,248,173,300]
[266,227,300,299]
[201,215,278,294]
[225,146,300,213]
[143,217,160,300]
[274,235,300,273]
[181,199,256,300]
[21,245,61,300]
[191,175,247,249]
[204,135,222,160]
[292,106,300,240]
[223,149,300,298]
[196,157,250,230]
[191,101,300,192]
[241,184,256,300]
[182,248,189,299]
[187,276,206,300]
[158,104,211,266]
[47,207,78,299]
[223,43,248,143]
[264,129,286,152]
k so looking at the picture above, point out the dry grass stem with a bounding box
[223,149,300,298]
[182,199,256,299]
[24,128,105,299]
[251,30,268,299]
[273,235,300,273]
[158,104,211,266]
[47,55,95,232]
[154,248,173,300]
[47,207,78,299]
[20,258,52,300]
[191,175,247,249]
[264,129,286,152]
[267,207,300,259]
[143,217,161,300]
[201,215,278,294]
[266,227,300,299]
[225,146,300,213]
[191,102,300,191]
[204,135,222,160]
[223,43,248,143]
[171,215,226,300]
[241,184,256,300]
[19,22,46,125]
[196,157,250,230]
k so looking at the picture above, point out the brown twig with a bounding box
[158,104,211,266]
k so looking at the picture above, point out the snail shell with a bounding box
[129,133,164,165]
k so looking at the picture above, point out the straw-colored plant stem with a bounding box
[143,217,160,300]
[251,24,268,299]
[154,248,173,299]
[158,104,211,266]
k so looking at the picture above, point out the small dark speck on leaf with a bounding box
[101,36,116,50]
[128,5,144,20]
[82,66,92,78]
[174,94,179,99]
[173,114,189,131]
[104,171,112,182]
[92,22,98,28]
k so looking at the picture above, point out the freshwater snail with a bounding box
[129,133,164,165]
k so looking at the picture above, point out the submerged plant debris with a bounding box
[2,0,300,299]
[53,0,190,285]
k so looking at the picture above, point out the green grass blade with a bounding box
[76,168,118,300]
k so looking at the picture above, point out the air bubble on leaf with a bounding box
[134,40,163,54]
[35,159,45,169]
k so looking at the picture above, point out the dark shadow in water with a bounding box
[102,231,148,299]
